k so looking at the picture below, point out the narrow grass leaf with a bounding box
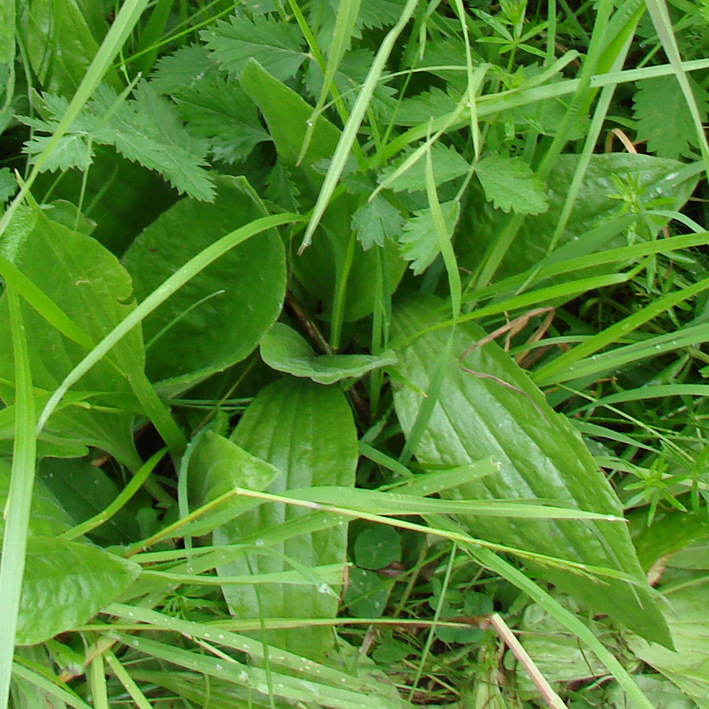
[534,276,709,386]
[0,289,36,708]
[300,0,421,250]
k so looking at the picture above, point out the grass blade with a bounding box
[0,289,36,708]
[299,0,421,251]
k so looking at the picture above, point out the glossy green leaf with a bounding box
[187,430,281,537]
[260,322,397,384]
[0,400,89,459]
[219,377,358,659]
[16,537,140,645]
[458,153,699,282]
[0,203,144,466]
[122,174,286,395]
[0,458,73,538]
[240,58,405,322]
[391,294,670,646]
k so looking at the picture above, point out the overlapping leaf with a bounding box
[203,15,307,82]
[240,58,406,322]
[16,537,140,645]
[121,174,286,395]
[391,294,670,645]
[0,203,145,466]
[458,153,699,282]
[215,378,358,659]
[260,322,397,384]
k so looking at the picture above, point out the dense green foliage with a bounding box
[1,0,709,706]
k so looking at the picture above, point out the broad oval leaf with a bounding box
[0,203,144,466]
[219,377,358,659]
[391,294,670,646]
[18,0,118,98]
[17,537,140,645]
[260,322,397,384]
[122,174,286,395]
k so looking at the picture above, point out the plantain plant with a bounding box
[1,0,709,706]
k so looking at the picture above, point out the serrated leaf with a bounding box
[391,294,671,646]
[399,200,459,274]
[19,93,107,172]
[352,192,404,249]
[476,154,549,215]
[303,48,397,119]
[260,322,397,384]
[21,132,95,172]
[21,83,215,200]
[100,82,215,201]
[122,174,286,395]
[202,15,306,82]
[380,143,471,193]
[419,36,472,91]
[356,0,408,29]
[16,537,140,645]
[265,160,300,211]
[217,378,358,659]
[150,44,219,95]
[175,76,269,164]
[0,204,144,466]
[633,75,709,160]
